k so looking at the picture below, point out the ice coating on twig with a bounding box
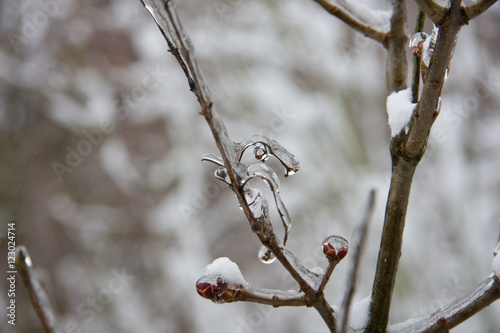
[203,148,294,246]
[236,135,300,177]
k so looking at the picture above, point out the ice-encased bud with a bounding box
[322,235,349,261]
[258,245,276,264]
[196,281,216,300]
[195,275,242,303]
[409,32,429,56]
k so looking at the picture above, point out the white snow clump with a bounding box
[348,296,372,330]
[386,88,416,138]
[204,257,247,285]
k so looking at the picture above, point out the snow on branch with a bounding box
[386,88,416,138]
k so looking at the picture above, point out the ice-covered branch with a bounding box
[312,0,390,44]
[140,1,339,330]
[16,246,58,333]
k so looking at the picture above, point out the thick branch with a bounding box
[367,157,417,333]
[16,246,58,333]
[312,0,389,44]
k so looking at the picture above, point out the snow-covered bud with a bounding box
[196,257,247,303]
[322,235,349,261]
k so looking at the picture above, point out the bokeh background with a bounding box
[1,0,500,332]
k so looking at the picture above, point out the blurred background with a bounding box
[1,0,500,332]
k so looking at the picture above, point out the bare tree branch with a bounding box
[312,0,389,44]
[367,156,417,333]
[16,246,58,333]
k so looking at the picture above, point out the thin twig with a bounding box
[339,190,376,333]
[411,8,426,104]
[312,0,389,44]
[16,245,58,333]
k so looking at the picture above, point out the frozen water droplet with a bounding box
[322,235,349,261]
[285,168,297,177]
[258,246,276,264]
[253,143,269,162]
